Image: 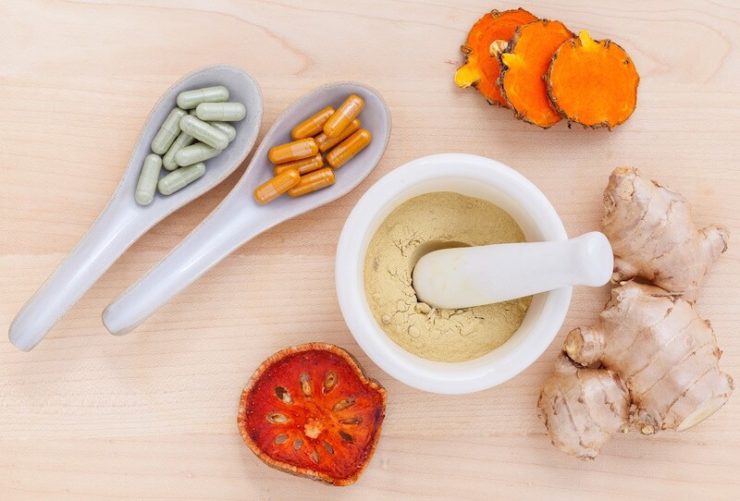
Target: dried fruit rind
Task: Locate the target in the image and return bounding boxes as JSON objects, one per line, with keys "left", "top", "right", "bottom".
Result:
{"left": 237, "top": 343, "right": 386, "bottom": 486}
{"left": 454, "top": 8, "right": 538, "bottom": 106}
{"left": 547, "top": 31, "right": 640, "bottom": 128}
{"left": 499, "top": 19, "right": 574, "bottom": 128}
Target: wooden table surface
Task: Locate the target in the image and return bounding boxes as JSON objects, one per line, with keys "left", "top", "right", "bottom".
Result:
{"left": 2, "top": 1, "right": 739, "bottom": 499}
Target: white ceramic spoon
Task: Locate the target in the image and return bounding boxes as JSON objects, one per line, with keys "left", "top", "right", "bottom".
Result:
{"left": 412, "top": 231, "right": 613, "bottom": 309}
{"left": 103, "top": 83, "right": 391, "bottom": 335}
{"left": 9, "top": 66, "right": 263, "bottom": 351}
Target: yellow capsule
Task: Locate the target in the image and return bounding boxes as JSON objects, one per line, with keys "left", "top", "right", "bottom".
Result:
{"left": 274, "top": 153, "right": 324, "bottom": 176}
{"left": 253, "top": 169, "right": 301, "bottom": 205}
{"left": 288, "top": 168, "right": 336, "bottom": 197}
{"left": 315, "top": 119, "right": 361, "bottom": 153}
{"left": 326, "top": 129, "right": 372, "bottom": 169}
{"left": 268, "top": 138, "right": 318, "bottom": 164}
{"left": 323, "top": 94, "right": 365, "bottom": 137}
{"left": 291, "top": 106, "right": 335, "bottom": 140}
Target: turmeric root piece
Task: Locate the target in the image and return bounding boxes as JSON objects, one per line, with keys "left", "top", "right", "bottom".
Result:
{"left": 540, "top": 281, "right": 734, "bottom": 459}
{"left": 454, "top": 9, "right": 538, "bottom": 106}
{"left": 538, "top": 354, "right": 629, "bottom": 460}
{"left": 547, "top": 31, "right": 639, "bottom": 128}
{"left": 499, "top": 20, "right": 573, "bottom": 128}
{"left": 603, "top": 167, "right": 728, "bottom": 302}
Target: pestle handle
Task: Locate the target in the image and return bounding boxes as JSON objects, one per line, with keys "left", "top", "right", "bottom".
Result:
{"left": 412, "top": 232, "right": 613, "bottom": 309}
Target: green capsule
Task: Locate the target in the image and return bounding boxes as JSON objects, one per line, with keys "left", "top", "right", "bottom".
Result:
{"left": 175, "top": 142, "right": 221, "bottom": 167}
{"left": 151, "top": 108, "right": 186, "bottom": 155}
{"left": 163, "top": 131, "right": 194, "bottom": 171}
{"left": 135, "top": 153, "right": 162, "bottom": 206}
{"left": 179, "top": 115, "right": 229, "bottom": 150}
{"left": 210, "top": 121, "right": 236, "bottom": 142}
{"left": 158, "top": 162, "right": 206, "bottom": 195}
{"left": 176, "top": 85, "right": 229, "bottom": 110}
{"left": 195, "top": 102, "right": 246, "bottom": 122}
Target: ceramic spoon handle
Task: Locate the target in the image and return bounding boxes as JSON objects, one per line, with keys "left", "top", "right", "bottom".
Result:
{"left": 102, "top": 192, "right": 269, "bottom": 335}
{"left": 9, "top": 200, "right": 143, "bottom": 351}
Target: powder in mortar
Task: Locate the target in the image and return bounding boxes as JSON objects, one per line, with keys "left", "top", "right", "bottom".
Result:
{"left": 363, "top": 192, "right": 531, "bottom": 362}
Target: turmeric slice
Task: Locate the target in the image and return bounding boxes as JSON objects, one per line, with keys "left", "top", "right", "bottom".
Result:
{"left": 499, "top": 20, "right": 574, "bottom": 128}
{"left": 454, "top": 9, "right": 538, "bottom": 106}
{"left": 547, "top": 31, "right": 639, "bottom": 128}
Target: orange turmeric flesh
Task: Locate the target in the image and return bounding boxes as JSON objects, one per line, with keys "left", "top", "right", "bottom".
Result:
{"left": 548, "top": 31, "right": 639, "bottom": 128}
{"left": 454, "top": 9, "right": 537, "bottom": 107}
{"left": 499, "top": 20, "right": 574, "bottom": 128}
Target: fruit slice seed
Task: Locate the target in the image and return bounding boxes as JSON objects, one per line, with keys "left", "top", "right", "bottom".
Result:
{"left": 274, "top": 386, "right": 292, "bottom": 404}
{"left": 299, "top": 372, "right": 312, "bottom": 397}
{"left": 323, "top": 371, "right": 338, "bottom": 393}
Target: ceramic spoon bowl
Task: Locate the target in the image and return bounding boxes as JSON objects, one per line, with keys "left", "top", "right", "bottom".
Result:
{"left": 9, "top": 65, "right": 263, "bottom": 351}
{"left": 103, "top": 83, "right": 391, "bottom": 335}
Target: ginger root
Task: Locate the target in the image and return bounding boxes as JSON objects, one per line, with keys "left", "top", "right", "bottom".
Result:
{"left": 539, "top": 168, "right": 732, "bottom": 459}
{"left": 604, "top": 167, "right": 728, "bottom": 301}
{"left": 540, "top": 282, "right": 733, "bottom": 459}
{"left": 539, "top": 354, "right": 629, "bottom": 459}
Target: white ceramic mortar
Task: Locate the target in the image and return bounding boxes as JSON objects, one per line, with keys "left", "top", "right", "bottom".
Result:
{"left": 335, "top": 154, "right": 572, "bottom": 394}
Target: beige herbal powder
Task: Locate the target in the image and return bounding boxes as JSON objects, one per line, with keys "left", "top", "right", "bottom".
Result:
{"left": 363, "top": 192, "right": 531, "bottom": 362}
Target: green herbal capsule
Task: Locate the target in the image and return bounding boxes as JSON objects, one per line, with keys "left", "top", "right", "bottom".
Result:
{"left": 135, "top": 153, "right": 162, "bottom": 206}
{"left": 176, "top": 85, "right": 229, "bottom": 110}
{"left": 195, "top": 102, "right": 246, "bottom": 122}
{"left": 175, "top": 142, "right": 221, "bottom": 167}
{"left": 163, "top": 131, "right": 194, "bottom": 171}
{"left": 210, "top": 121, "right": 236, "bottom": 142}
{"left": 179, "top": 115, "right": 229, "bottom": 150}
{"left": 158, "top": 162, "right": 206, "bottom": 195}
{"left": 151, "top": 108, "right": 186, "bottom": 155}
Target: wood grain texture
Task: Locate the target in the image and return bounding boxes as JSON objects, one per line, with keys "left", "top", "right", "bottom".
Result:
{"left": 1, "top": 0, "right": 739, "bottom": 499}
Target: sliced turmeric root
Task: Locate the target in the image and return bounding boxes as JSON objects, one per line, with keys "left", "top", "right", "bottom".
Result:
{"left": 547, "top": 31, "right": 639, "bottom": 128}
{"left": 499, "top": 20, "right": 574, "bottom": 128}
{"left": 454, "top": 8, "right": 538, "bottom": 107}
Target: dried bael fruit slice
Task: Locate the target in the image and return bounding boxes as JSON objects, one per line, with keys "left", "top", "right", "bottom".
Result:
{"left": 499, "top": 20, "right": 574, "bottom": 128}
{"left": 454, "top": 8, "right": 538, "bottom": 106}
{"left": 548, "top": 31, "right": 639, "bottom": 128}
{"left": 237, "top": 343, "right": 386, "bottom": 486}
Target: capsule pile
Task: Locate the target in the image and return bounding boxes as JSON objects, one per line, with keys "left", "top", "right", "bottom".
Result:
{"left": 134, "top": 85, "right": 246, "bottom": 206}
{"left": 254, "top": 94, "right": 372, "bottom": 205}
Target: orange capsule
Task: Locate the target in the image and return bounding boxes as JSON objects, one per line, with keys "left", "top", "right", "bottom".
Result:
{"left": 315, "top": 119, "right": 361, "bottom": 153}
{"left": 291, "top": 106, "right": 335, "bottom": 140}
{"left": 288, "top": 168, "right": 336, "bottom": 197}
{"left": 323, "top": 94, "right": 365, "bottom": 137}
{"left": 326, "top": 129, "right": 372, "bottom": 169}
{"left": 253, "top": 169, "right": 300, "bottom": 205}
{"left": 268, "top": 138, "right": 318, "bottom": 164}
{"left": 274, "top": 153, "right": 324, "bottom": 176}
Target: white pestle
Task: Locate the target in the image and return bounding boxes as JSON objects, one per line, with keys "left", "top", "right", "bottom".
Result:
{"left": 412, "top": 231, "right": 613, "bottom": 309}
